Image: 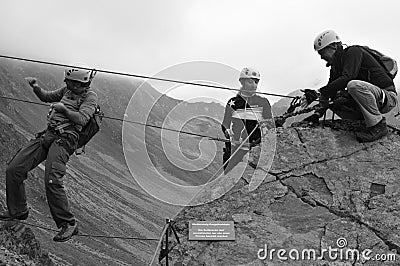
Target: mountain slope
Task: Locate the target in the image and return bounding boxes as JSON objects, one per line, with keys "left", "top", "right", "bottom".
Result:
{"left": 0, "top": 59, "right": 225, "bottom": 265}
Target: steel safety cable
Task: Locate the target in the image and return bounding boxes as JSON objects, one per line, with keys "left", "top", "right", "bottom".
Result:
{"left": 2, "top": 220, "right": 160, "bottom": 241}
{"left": 0, "top": 95, "right": 228, "bottom": 142}
{"left": 0, "top": 54, "right": 298, "bottom": 99}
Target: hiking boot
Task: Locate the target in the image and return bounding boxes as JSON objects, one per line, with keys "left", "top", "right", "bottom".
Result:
{"left": 3, "top": 219, "right": 26, "bottom": 235}
{"left": 356, "top": 117, "right": 388, "bottom": 143}
{"left": 53, "top": 222, "right": 78, "bottom": 242}
{"left": 0, "top": 210, "right": 29, "bottom": 221}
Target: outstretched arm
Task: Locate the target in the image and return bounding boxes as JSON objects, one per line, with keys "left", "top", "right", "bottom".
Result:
{"left": 25, "top": 77, "right": 65, "bottom": 103}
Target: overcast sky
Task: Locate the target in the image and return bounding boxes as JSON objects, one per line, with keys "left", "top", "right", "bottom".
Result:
{"left": 1, "top": 0, "right": 399, "bottom": 104}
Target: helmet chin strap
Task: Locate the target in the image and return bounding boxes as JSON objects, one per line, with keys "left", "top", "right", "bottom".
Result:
{"left": 239, "top": 84, "right": 256, "bottom": 97}
{"left": 239, "top": 91, "right": 254, "bottom": 97}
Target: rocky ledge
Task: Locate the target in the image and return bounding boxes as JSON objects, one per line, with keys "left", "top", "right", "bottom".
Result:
{"left": 0, "top": 219, "right": 53, "bottom": 266}
{"left": 168, "top": 120, "right": 400, "bottom": 266}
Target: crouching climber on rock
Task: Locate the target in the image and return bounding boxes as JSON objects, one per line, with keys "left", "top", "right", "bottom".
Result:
{"left": 300, "top": 30, "right": 397, "bottom": 142}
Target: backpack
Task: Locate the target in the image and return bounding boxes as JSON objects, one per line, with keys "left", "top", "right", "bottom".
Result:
{"left": 360, "top": 46, "right": 398, "bottom": 79}
{"left": 75, "top": 104, "right": 104, "bottom": 154}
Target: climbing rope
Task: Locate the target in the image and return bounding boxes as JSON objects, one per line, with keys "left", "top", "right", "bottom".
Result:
{"left": 1, "top": 219, "right": 159, "bottom": 241}
{"left": 0, "top": 54, "right": 325, "bottom": 134}
{"left": 0, "top": 95, "right": 228, "bottom": 142}
{"left": 0, "top": 54, "right": 321, "bottom": 142}
{"left": 0, "top": 54, "right": 297, "bottom": 99}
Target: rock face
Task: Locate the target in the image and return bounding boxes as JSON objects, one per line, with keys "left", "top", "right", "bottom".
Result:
{"left": 168, "top": 121, "right": 400, "bottom": 265}
{"left": 0, "top": 221, "right": 53, "bottom": 266}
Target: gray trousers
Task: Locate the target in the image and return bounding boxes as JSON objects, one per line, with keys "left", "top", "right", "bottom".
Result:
{"left": 6, "top": 130, "right": 76, "bottom": 228}
{"left": 334, "top": 80, "right": 397, "bottom": 127}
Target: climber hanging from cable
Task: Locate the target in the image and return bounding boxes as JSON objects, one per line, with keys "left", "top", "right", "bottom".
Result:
{"left": 221, "top": 67, "right": 273, "bottom": 173}
{"left": 0, "top": 67, "right": 98, "bottom": 242}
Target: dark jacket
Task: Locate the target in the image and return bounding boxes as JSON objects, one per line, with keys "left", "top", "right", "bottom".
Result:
{"left": 320, "top": 45, "right": 395, "bottom": 99}
{"left": 221, "top": 94, "right": 272, "bottom": 142}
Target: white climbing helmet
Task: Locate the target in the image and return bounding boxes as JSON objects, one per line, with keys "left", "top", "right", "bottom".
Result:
{"left": 313, "top": 30, "right": 341, "bottom": 51}
{"left": 239, "top": 67, "right": 261, "bottom": 80}
{"left": 64, "top": 67, "right": 95, "bottom": 83}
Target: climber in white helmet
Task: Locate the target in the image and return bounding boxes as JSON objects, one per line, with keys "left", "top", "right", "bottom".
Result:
{"left": 221, "top": 67, "right": 273, "bottom": 173}
{"left": 301, "top": 30, "right": 397, "bottom": 142}
{"left": 0, "top": 67, "right": 98, "bottom": 242}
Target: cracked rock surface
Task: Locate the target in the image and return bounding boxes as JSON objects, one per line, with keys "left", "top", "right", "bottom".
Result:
{"left": 168, "top": 121, "right": 400, "bottom": 266}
